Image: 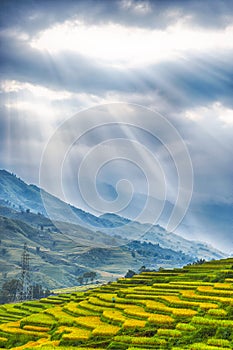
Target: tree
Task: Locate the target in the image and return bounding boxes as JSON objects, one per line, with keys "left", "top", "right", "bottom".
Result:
{"left": 83, "top": 272, "right": 92, "bottom": 284}
{"left": 77, "top": 276, "right": 84, "bottom": 285}
{"left": 78, "top": 271, "right": 97, "bottom": 285}
{"left": 139, "top": 265, "right": 146, "bottom": 273}
{"left": 0, "top": 279, "right": 19, "bottom": 304}
{"left": 89, "top": 271, "right": 97, "bottom": 282}
{"left": 125, "top": 269, "right": 136, "bottom": 278}
{"left": 0, "top": 279, "right": 50, "bottom": 304}
{"left": 32, "top": 284, "right": 43, "bottom": 299}
{"left": 32, "top": 284, "right": 50, "bottom": 299}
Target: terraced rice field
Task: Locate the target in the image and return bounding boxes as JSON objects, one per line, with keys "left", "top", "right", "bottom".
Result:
{"left": 0, "top": 258, "right": 233, "bottom": 349}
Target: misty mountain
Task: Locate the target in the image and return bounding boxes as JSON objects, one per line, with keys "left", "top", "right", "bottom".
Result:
{"left": 0, "top": 212, "right": 195, "bottom": 289}
{"left": 0, "top": 170, "right": 112, "bottom": 228}
{"left": 0, "top": 169, "right": 226, "bottom": 261}
{"left": 97, "top": 182, "right": 233, "bottom": 253}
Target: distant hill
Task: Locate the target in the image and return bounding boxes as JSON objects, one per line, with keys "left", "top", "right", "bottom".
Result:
{"left": 99, "top": 213, "right": 225, "bottom": 260}
{"left": 0, "top": 213, "right": 195, "bottom": 289}
{"left": 0, "top": 170, "right": 109, "bottom": 228}
{"left": 97, "top": 182, "right": 233, "bottom": 253}
{"left": 0, "top": 169, "right": 226, "bottom": 269}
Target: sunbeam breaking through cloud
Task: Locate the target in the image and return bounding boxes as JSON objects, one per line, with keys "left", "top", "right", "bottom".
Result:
{"left": 0, "top": 0, "right": 232, "bottom": 253}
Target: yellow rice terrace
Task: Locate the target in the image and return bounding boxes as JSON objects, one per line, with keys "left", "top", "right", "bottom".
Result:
{"left": 0, "top": 258, "right": 233, "bottom": 349}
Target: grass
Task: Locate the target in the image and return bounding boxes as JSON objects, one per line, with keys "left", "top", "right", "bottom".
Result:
{"left": 0, "top": 257, "right": 233, "bottom": 349}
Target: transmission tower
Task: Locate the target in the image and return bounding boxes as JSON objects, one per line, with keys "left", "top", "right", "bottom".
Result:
{"left": 15, "top": 243, "right": 33, "bottom": 301}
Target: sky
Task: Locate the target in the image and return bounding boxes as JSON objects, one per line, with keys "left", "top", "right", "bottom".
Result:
{"left": 0, "top": 0, "right": 232, "bottom": 252}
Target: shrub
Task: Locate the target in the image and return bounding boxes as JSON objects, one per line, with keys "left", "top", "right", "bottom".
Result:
{"left": 216, "top": 326, "right": 232, "bottom": 340}
{"left": 226, "top": 306, "right": 233, "bottom": 320}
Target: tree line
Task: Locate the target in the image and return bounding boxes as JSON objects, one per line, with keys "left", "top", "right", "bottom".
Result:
{"left": 0, "top": 279, "right": 50, "bottom": 304}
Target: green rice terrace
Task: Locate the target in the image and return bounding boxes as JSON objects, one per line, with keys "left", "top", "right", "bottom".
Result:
{"left": 0, "top": 258, "right": 233, "bottom": 350}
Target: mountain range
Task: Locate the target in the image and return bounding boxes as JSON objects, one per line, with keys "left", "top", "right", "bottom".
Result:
{"left": 0, "top": 169, "right": 227, "bottom": 289}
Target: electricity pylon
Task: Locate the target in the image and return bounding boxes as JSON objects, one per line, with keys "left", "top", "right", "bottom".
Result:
{"left": 15, "top": 243, "right": 33, "bottom": 301}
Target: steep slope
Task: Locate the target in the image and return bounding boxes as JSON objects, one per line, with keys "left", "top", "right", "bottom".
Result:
{"left": 0, "top": 214, "right": 194, "bottom": 289}
{"left": 0, "top": 169, "right": 226, "bottom": 260}
{"left": 0, "top": 170, "right": 111, "bottom": 228}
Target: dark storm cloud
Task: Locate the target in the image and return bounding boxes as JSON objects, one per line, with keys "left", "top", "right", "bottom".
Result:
{"left": 1, "top": 0, "right": 233, "bottom": 34}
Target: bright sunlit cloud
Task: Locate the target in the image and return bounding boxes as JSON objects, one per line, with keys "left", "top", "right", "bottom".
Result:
{"left": 185, "top": 102, "right": 233, "bottom": 127}
{"left": 31, "top": 20, "right": 233, "bottom": 67}
{"left": 1, "top": 0, "right": 233, "bottom": 252}
{"left": 5, "top": 100, "right": 58, "bottom": 121}
{"left": 0, "top": 80, "right": 73, "bottom": 100}
{"left": 2, "top": 80, "right": 109, "bottom": 124}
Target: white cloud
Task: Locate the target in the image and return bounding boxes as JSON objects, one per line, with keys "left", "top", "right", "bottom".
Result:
{"left": 5, "top": 100, "right": 54, "bottom": 118}
{"left": 215, "top": 102, "right": 233, "bottom": 126}
{"left": 2, "top": 79, "right": 110, "bottom": 128}
{"left": 185, "top": 102, "right": 233, "bottom": 127}
{"left": 30, "top": 19, "right": 233, "bottom": 68}
{"left": 0, "top": 80, "right": 73, "bottom": 100}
